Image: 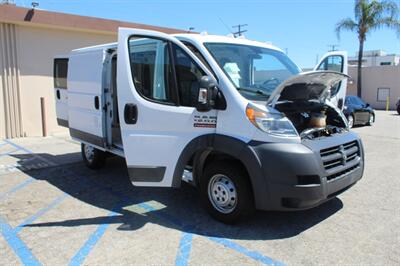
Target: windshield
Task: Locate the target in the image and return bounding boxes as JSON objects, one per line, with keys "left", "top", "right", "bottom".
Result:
{"left": 205, "top": 43, "right": 300, "bottom": 100}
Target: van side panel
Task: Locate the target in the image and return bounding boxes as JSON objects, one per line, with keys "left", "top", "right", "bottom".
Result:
{"left": 54, "top": 58, "right": 69, "bottom": 127}
{"left": 67, "top": 49, "right": 106, "bottom": 147}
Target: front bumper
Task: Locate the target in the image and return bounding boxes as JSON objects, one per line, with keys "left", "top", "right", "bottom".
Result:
{"left": 251, "top": 131, "right": 364, "bottom": 210}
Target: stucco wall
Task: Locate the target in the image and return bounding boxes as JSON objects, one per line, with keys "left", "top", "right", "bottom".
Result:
{"left": 0, "top": 49, "right": 5, "bottom": 139}
{"left": 2, "top": 23, "right": 116, "bottom": 138}
{"left": 348, "top": 66, "right": 400, "bottom": 110}
{"left": 0, "top": 23, "right": 23, "bottom": 139}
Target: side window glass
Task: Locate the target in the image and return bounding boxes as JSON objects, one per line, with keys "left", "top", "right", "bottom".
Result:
{"left": 128, "top": 37, "right": 176, "bottom": 104}
{"left": 317, "top": 55, "right": 343, "bottom": 97}
{"left": 183, "top": 42, "right": 214, "bottom": 75}
{"left": 173, "top": 44, "right": 206, "bottom": 107}
{"left": 54, "top": 59, "right": 68, "bottom": 89}
{"left": 317, "top": 55, "right": 343, "bottom": 72}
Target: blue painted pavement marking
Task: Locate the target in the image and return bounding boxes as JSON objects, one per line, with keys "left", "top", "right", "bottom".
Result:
{"left": 207, "top": 236, "right": 285, "bottom": 266}
{"left": 89, "top": 181, "right": 284, "bottom": 266}
{"left": 68, "top": 201, "right": 126, "bottom": 266}
{"left": 0, "top": 215, "right": 42, "bottom": 266}
{"left": 14, "top": 193, "right": 69, "bottom": 233}
{"left": 175, "top": 233, "right": 193, "bottom": 266}
{"left": 0, "top": 142, "right": 9, "bottom": 148}
{"left": 0, "top": 178, "right": 35, "bottom": 202}
{"left": 0, "top": 149, "right": 20, "bottom": 158}
{"left": 3, "top": 139, "right": 34, "bottom": 154}
{"left": 62, "top": 174, "right": 284, "bottom": 266}
{"left": 3, "top": 139, "right": 57, "bottom": 167}
{"left": 135, "top": 201, "right": 284, "bottom": 266}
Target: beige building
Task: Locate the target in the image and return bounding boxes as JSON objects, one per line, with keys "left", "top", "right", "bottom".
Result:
{"left": 347, "top": 65, "right": 400, "bottom": 110}
{"left": 0, "top": 4, "right": 184, "bottom": 139}
{"left": 348, "top": 50, "right": 399, "bottom": 67}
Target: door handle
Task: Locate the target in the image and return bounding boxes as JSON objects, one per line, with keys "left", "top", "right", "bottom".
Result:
{"left": 94, "top": 96, "right": 100, "bottom": 110}
{"left": 124, "top": 103, "right": 138, "bottom": 124}
{"left": 56, "top": 90, "right": 61, "bottom": 100}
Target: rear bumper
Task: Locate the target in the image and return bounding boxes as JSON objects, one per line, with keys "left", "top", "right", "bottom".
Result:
{"left": 251, "top": 131, "right": 364, "bottom": 210}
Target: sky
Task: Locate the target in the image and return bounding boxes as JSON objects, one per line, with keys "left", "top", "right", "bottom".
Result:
{"left": 14, "top": 0, "right": 400, "bottom": 68}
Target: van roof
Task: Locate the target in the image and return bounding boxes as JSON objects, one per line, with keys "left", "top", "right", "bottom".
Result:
{"left": 68, "top": 33, "right": 283, "bottom": 55}
{"left": 71, "top": 42, "right": 118, "bottom": 54}
{"left": 174, "top": 33, "right": 283, "bottom": 52}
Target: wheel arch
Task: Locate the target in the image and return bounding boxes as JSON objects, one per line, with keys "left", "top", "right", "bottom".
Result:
{"left": 172, "top": 134, "right": 269, "bottom": 210}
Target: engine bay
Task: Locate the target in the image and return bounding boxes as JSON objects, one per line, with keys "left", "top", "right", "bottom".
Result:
{"left": 275, "top": 100, "right": 348, "bottom": 139}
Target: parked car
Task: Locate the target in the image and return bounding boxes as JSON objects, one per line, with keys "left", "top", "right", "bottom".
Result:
{"left": 396, "top": 98, "right": 400, "bottom": 115}
{"left": 344, "top": 95, "right": 375, "bottom": 128}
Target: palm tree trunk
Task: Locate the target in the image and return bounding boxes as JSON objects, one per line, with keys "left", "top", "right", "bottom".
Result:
{"left": 357, "top": 38, "right": 364, "bottom": 98}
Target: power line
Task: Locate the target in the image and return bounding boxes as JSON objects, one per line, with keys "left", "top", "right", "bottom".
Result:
{"left": 218, "top": 17, "right": 234, "bottom": 35}
{"left": 232, "top": 24, "right": 248, "bottom": 37}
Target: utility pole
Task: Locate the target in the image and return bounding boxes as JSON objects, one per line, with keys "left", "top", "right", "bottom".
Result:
{"left": 328, "top": 44, "right": 339, "bottom": 51}
{"left": 232, "top": 24, "right": 248, "bottom": 37}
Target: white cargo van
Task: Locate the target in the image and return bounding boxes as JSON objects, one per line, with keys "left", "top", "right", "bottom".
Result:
{"left": 54, "top": 28, "right": 363, "bottom": 223}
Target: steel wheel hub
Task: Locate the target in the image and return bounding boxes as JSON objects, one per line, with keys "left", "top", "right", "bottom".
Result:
{"left": 84, "top": 145, "right": 95, "bottom": 162}
{"left": 348, "top": 116, "right": 354, "bottom": 127}
{"left": 208, "top": 174, "right": 237, "bottom": 214}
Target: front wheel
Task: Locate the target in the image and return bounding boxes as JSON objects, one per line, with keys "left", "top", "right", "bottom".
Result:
{"left": 200, "top": 161, "right": 255, "bottom": 224}
{"left": 347, "top": 114, "right": 355, "bottom": 128}
{"left": 367, "top": 113, "right": 375, "bottom": 126}
{"left": 81, "top": 143, "right": 106, "bottom": 169}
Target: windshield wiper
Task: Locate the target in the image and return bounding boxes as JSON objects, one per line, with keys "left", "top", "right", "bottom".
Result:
{"left": 237, "top": 87, "right": 269, "bottom": 97}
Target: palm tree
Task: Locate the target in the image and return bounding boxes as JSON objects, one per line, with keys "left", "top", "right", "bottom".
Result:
{"left": 335, "top": 0, "right": 400, "bottom": 97}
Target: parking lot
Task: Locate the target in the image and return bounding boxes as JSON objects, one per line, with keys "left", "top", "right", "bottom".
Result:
{"left": 0, "top": 110, "right": 399, "bottom": 266}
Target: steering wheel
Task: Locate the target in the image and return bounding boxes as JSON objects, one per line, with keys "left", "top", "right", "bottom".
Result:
{"left": 262, "top": 78, "right": 280, "bottom": 89}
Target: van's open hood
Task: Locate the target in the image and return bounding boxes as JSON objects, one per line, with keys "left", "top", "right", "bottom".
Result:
{"left": 266, "top": 71, "right": 349, "bottom": 107}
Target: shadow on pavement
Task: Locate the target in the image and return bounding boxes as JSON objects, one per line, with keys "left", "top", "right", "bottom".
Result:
{"left": 11, "top": 152, "right": 343, "bottom": 241}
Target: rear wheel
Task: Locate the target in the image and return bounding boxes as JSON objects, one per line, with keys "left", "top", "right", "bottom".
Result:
{"left": 81, "top": 143, "right": 106, "bottom": 169}
{"left": 347, "top": 114, "right": 354, "bottom": 128}
{"left": 367, "top": 113, "right": 374, "bottom": 126}
{"left": 200, "top": 161, "right": 254, "bottom": 224}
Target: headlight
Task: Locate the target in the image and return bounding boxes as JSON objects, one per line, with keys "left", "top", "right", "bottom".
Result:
{"left": 246, "top": 104, "right": 298, "bottom": 137}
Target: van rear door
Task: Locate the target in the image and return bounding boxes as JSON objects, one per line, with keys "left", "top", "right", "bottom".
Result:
{"left": 117, "top": 28, "right": 217, "bottom": 187}
{"left": 67, "top": 49, "right": 106, "bottom": 148}
{"left": 314, "top": 51, "right": 348, "bottom": 109}
{"left": 54, "top": 58, "right": 69, "bottom": 127}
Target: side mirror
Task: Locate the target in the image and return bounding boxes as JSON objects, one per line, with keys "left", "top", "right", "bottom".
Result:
{"left": 196, "top": 76, "right": 218, "bottom": 112}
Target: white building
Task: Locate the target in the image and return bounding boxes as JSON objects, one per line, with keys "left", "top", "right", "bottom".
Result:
{"left": 348, "top": 50, "right": 400, "bottom": 67}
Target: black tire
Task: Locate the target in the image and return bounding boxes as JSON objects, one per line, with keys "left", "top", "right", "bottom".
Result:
{"left": 81, "top": 143, "right": 106, "bottom": 169}
{"left": 347, "top": 114, "right": 355, "bottom": 128}
{"left": 367, "top": 113, "right": 375, "bottom": 126}
{"left": 397, "top": 105, "right": 400, "bottom": 115}
{"left": 200, "top": 161, "right": 255, "bottom": 224}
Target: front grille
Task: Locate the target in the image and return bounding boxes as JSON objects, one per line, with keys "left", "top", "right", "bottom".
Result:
{"left": 320, "top": 141, "right": 359, "bottom": 170}
{"left": 326, "top": 164, "right": 359, "bottom": 181}
{"left": 320, "top": 140, "right": 360, "bottom": 181}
